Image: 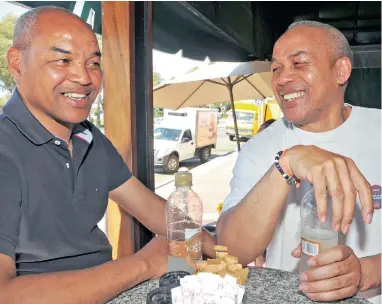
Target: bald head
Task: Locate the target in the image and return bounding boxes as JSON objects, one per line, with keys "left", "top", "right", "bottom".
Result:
{"left": 287, "top": 20, "right": 353, "bottom": 65}
{"left": 271, "top": 20, "right": 353, "bottom": 127}
{"left": 13, "top": 6, "right": 90, "bottom": 50}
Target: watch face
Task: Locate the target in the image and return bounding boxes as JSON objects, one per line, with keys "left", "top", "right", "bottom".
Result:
{"left": 287, "top": 176, "right": 297, "bottom": 185}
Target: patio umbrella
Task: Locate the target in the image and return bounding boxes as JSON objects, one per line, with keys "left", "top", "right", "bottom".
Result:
{"left": 154, "top": 60, "right": 274, "bottom": 151}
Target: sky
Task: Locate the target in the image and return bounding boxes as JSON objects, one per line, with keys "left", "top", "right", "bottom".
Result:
{"left": 0, "top": 1, "right": 207, "bottom": 85}
{"left": 0, "top": 1, "right": 28, "bottom": 19}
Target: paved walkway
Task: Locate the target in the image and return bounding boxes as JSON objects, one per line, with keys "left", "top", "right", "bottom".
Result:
{"left": 155, "top": 152, "right": 237, "bottom": 224}
{"left": 98, "top": 151, "right": 238, "bottom": 232}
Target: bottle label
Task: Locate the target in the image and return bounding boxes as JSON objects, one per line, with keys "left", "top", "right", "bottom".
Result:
{"left": 301, "top": 237, "right": 320, "bottom": 256}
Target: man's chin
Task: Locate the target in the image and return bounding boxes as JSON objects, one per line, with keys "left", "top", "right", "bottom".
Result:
{"left": 283, "top": 113, "right": 308, "bottom": 125}
{"left": 58, "top": 111, "right": 91, "bottom": 125}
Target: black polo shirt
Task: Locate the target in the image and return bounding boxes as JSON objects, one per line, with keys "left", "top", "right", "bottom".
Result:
{"left": 0, "top": 90, "right": 132, "bottom": 275}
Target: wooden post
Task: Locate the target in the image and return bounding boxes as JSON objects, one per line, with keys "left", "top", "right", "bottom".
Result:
{"left": 102, "top": 1, "right": 137, "bottom": 258}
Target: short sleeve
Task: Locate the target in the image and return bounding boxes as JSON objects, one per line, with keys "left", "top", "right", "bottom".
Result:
{"left": 101, "top": 135, "right": 133, "bottom": 191}
{"left": 222, "top": 137, "right": 272, "bottom": 213}
{"left": 0, "top": 152, "right": 22, "bottom": 259}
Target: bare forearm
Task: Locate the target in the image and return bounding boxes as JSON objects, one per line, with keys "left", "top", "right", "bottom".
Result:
{"left": 138, "top": 193, "right": 167, "bottom": 236}
{"left": 360, "top": 254, "right": 381, "bottom": 292}
{"left": 2, "top": 256, "right": 150, "bottom": 304}
{"left": 216, "top": 165, "right": 290, "bottom": 265}
{"left": 110, "top": 177, "right": 167, "bottom": 237}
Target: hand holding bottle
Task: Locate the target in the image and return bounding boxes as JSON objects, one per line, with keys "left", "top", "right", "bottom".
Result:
{"left": 280, "top": 145, "right": 374, "bottom": 233}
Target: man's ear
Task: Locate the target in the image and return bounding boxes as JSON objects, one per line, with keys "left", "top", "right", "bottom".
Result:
{"left": 335, "top": 57, "right": 352, "bottom": 85}
{"left": 7, "top": 47, "right": 22, "bottom": 82}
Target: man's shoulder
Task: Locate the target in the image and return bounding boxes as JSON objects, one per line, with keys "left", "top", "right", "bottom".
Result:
{"left": 352, "top": 106, "right": 381, "bottom": 129}
{"left": 245, "top": 118, "right": 288, "bottom": 149}
{"left": 0, "top": 113, "right": 14, "bottom": 149}
{"left": 0, "top": 137, "right": 21, "bottom": 177}
{"left": 0, "top": 112, "right": 8, "bottom": 130}
{"left": 352, "top": 105, "right": 381, "bottom": 119}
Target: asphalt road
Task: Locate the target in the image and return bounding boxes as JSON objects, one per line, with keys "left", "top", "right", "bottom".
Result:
{"left": 154, "top": 124, "right": 237, "bottom": 188}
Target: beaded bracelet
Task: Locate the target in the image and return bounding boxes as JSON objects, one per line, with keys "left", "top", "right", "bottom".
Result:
{"left": 274, "top": 150, "right": 300, "bottom": 187}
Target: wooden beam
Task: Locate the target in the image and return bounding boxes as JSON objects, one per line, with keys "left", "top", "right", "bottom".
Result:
{"left": 102, "top": 1, "right": 137, "bottom": 259}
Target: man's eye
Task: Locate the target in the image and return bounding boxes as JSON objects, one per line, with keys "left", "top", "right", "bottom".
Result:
{"left": 55, "top": 59, "right": 70, "bottom": 65}
{"left": 272, "top": 67, "right": 281, "bottom": 73}
{"left": 87, "top": 61, "right": 101, "bottom": 68}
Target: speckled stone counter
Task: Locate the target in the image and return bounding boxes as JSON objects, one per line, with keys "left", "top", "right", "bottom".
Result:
{"left": 108, "top": 267, "right": 371, "bottom": 304}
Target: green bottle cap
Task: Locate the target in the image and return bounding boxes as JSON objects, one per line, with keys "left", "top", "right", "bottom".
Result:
{"left": 175, "top": 171, "right": 192, "bottom": 187}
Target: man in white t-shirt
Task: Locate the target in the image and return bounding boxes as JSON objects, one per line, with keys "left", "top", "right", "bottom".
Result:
{"left": 216, "top": 20, "right": 381, "bottom": 303}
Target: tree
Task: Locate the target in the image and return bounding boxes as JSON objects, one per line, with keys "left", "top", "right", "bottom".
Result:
{"left": 153, "top": 71, "right": 164, "bottom": 118}
{"left": 0, "top": 95, "right": 9, "bottom": 112}
{"left": 153, "top": 71, "right": 162, "bottom": 87}
{"left": 0, "top": 15, "right": 17, "bottom": 95}
{"left": 187, "top": 66, "right": 199, "bottom": 74}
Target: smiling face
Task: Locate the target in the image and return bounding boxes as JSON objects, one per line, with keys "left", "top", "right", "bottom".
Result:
{"left": 271, "top": 25, "right": 345, "bottom": 126}
{"left": 8, "top": 10, "right": 102, "bottom": 125}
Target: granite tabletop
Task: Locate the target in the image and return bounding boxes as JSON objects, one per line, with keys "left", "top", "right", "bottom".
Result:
{"left": 108, "top": 267, "right": 371, "bottom": 304}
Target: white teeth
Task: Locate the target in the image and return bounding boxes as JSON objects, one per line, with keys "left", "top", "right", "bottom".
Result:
{"left": 64, "top": 93, "right": 87, "bottom": 100}
{"left": 283, "top": 92, "right": 304, "bottom": 101}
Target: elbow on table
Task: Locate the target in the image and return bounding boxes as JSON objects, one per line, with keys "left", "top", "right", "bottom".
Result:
{"left": 216, "top": 216, "right": 255, "bottom": 266}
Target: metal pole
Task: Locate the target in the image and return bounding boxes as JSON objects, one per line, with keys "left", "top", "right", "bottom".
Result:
{"left": 134, "top": 1, "right": 155, "bottom": 250}
{"left": 227, "top": 77, "right": 241, "bottom": 152}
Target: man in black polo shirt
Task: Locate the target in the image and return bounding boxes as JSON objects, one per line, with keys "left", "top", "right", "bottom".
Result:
{"left": 0, "top": 6, "right": 216, "bottom": 303}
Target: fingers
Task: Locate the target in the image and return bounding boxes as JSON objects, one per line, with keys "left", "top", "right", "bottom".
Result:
{"left": 306, "top": 245, "right": 352, "bottom": 268}
{"left": 323, "top": 159, "right": 344, "bottom": 231}
{"left": 346, "top": 158, "right": 374, "bottom": 224}
{"left": 302, "top": 261, "right": 351, "bottom": 282}
{"left": 334, "top": 159, "right": 356, "bottom": 234}
{"left": 312, "top": 154, "right": 371, "bottom": 231}
{"left": 304, "top": 285, "right": 358, "bottom": 302}
{"left": 312, "top": 168, "right": 328, "bottom": 222}
{"left": 299, "top": 245, "right": 361, "bottom": 302}
{"left": 291, "top": 243, "right": 302, "bottom": 258}
{"left": 299, "top": 272, "right": 357, "bottom": 293}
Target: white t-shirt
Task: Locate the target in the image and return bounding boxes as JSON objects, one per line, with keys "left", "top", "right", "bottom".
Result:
{"left": 222, "top": 105, "right": 381, "bottom": 303}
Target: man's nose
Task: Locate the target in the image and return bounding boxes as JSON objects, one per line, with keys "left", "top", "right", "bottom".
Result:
{"left": 68, "top": 64, "right": 92, "bottom": 85}
{"left": 276, "top": 67, "right": 295, "bottom": 86}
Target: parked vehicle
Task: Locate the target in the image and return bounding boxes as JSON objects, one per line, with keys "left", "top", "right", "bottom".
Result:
{"left": 225, "top": 98, "right": 283, "bottom": 141}
{"left": 154, "top": 108, "right": 218, "bottom": 174}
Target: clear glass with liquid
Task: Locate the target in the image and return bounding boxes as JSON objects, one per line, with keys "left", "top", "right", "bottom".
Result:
{"left": 299, "top": 188, "right": 338, "bottom": 273}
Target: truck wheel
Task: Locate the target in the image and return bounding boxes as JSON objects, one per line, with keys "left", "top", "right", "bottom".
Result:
{"left": 164, "top": 154, "right": 179, "bottom": 174}
{"left": 229, "top": 135, "right": 234, "bottom": 141}
{"left": 199, "top": 147, "right": 211, "bottom": 163}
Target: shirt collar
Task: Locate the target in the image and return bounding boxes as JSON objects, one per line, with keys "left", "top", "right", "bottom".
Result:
{"left": 3, "top": 89, "right": 93, "bottom": 145}
{"left": 73, "top": 122, "right": 93, "bottom": 144}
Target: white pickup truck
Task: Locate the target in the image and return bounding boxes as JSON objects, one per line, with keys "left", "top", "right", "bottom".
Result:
{"left": 154, "top": 108, "right": 218, "bottom": 174}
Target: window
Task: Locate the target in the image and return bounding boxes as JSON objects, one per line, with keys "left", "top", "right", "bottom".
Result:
{"left": 182, "top": 129, "right": 192, "bottom": 141}
{"left": 154, "top": 128, "right": 182, "bottom": 141}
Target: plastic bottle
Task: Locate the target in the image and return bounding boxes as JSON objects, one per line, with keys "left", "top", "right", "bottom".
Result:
{"left": 299, "top": 188, "right": 338, "bottom": 273}
{"left": 165, "top": 171, "right": 203, "bottom": 273}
